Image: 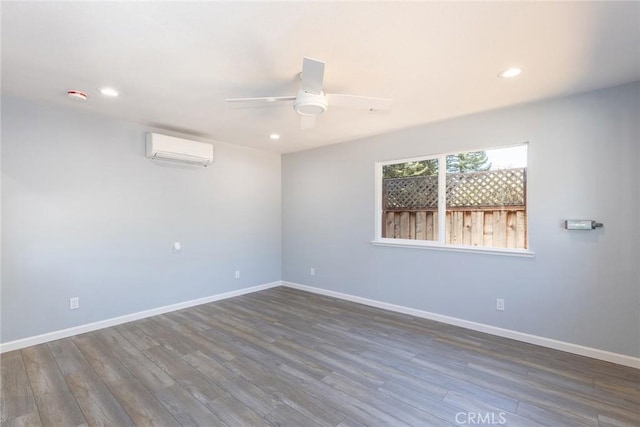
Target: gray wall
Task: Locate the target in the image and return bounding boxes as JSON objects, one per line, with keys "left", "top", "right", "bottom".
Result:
{"left": 3, "top": 83, "right": 639, "bottom": 358}
{"left": 282, "top": 82, "right": 640, "bottom": 358}
{"left": 1, "top": 97, "right": 281, "bottom": 342}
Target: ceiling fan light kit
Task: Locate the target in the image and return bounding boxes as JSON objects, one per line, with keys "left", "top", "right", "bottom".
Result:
{"left": 226, "top": 57, "right": 392, "bottom": 130}
{"left": 293, "top": 90, "right": 328, "bottom": 116}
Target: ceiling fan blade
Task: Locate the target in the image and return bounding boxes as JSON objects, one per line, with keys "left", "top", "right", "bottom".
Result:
{"left": 301, "top": 57, "right": 325, "bottom": 95}
{"left": 225, "top": 96, "right": 296, "bottom": 105}
{"left": 327, "top": 94, "right": 392, "bottom": 111}
{"left": 300, "top": 115, "right": 316, "bottom": 130}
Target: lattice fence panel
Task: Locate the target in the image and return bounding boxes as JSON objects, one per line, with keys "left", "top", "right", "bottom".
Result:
{"left": 383, "top": 168, "right": 526, "bottom": 209}
{"left": 384, "top": 175, "right": 438, "bottom": 209}
{"left": 446, "top": 168, "right": 526, "bottom": 207}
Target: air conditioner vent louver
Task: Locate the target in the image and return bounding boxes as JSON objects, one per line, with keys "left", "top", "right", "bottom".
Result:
{"left": 145, "top": 133, "right": 214, "bottom": 167}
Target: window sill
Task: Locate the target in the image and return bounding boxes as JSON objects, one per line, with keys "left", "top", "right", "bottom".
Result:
{"left": 370, "top": 239, "right": 535, "bottom": 258}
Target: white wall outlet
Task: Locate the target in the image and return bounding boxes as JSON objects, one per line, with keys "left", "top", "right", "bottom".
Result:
{"left": 310, "top": 267, "right": 315, "bottom": 276}
{"left": 235, "top": 270, "right": 240, "bottom": 279}
{"left": 496, "top": 298, "right": 505, "bottom": 311}
{"left": 172, "top": 242, "right": 181, "bottom": 252}
{"left": 70, "top": 297, "right": 80, "bottom": 310}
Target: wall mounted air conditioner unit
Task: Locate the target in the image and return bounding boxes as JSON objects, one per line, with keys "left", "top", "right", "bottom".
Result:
{"left": 145, "top": 133, "right": 214, "bottom": 166}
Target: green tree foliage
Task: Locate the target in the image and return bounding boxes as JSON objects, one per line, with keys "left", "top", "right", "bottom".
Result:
{"left": 383, "top": 159, "right": 438, "bottom": 178}
{"left": 446, "top": 151, "right": 491, "bottom": 173}
{"left": 383, "top": 151, "right": 491, "bottom": 179}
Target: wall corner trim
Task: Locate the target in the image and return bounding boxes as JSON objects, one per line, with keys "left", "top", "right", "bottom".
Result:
{"left": 281, "top": 281, "right": 640, "bottom": 369}
{"left": 0, "top": 281, "right": 282, "bottom": 353}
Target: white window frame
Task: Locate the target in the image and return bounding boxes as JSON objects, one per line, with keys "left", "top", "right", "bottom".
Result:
{"left": 372, "top": 143, "right": 534, "bottom": 258}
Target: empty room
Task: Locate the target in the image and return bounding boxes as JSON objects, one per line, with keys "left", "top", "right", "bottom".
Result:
{"left": 1, "top": 1, "right": 639, "bottom": 426}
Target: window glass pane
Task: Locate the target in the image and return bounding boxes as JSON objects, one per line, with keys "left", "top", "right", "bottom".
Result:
{"left": 382, "top": 159, "right": 439, "bottom": 240}
{"left": 445, "top": 146, "right": 527, "bottom": 248}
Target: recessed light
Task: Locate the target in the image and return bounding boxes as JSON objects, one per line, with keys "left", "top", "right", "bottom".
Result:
{"left": 269, "top": 133, "right": 280, "bottom": 140}
{"left": 498, "top": 67, "right": 522, "bottom": 79}
{"left": 99, "top": 87, "right": 119, "bottom": 97}
{"left": 67, "top": 90, "right": 88, "bottom": 102}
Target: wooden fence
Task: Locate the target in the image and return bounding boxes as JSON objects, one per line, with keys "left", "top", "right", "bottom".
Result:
{"left": 383, "top": 208, "right": 527, "bottom": 249}
{"left": 382, "top": 168, "right": 527, "bottom": 249}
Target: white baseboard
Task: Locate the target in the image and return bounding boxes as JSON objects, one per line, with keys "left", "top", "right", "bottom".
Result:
{"left": 282, "top": 281, "right": 640, "bottom": 369}
{"left": 4, "top": 280, "right": 638, "bottom": 369}
{"left": 0, "top": 281, "right": 281, "bottom": 353}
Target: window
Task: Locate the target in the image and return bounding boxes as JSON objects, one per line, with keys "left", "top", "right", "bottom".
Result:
{"left": 376, "top": 144, "right": 529, "bottom": 253}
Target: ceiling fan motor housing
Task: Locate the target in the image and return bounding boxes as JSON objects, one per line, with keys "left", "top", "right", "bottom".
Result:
{"left": 294, "top": 90, "right": 328, "bottom": 116}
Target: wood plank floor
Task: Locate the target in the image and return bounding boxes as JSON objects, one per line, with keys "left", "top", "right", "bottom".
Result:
{"left": 2, "top": 286, "right": 639, "bottom": 426}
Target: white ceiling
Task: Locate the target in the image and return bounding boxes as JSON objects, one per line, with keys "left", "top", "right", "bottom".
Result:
{"left": 2, "top": 1, "right": 639, "bottom": 153}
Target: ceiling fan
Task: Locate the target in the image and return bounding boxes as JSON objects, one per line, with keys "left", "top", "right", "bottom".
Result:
{"left": 225, "top": 57, "right": 392, "bottom": 130}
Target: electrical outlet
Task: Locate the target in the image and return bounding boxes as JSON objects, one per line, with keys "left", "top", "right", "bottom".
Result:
{"left": 310, "top": 267, "right": 315, "bottom": 276}
{"left": 496, "top": 298, "right": 505, "bottom": 311}
{"left": 70, "top": 297, "right": 80, "bottom": 310}
{"left": 235, "top": 270, "right": 240, "bottom": 279}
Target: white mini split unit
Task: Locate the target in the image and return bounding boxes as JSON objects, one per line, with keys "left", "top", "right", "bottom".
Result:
{"left": 145, "top": 133, "right": 214, "bottom": 167}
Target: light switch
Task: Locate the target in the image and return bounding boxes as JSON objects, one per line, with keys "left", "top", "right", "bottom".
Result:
{"left": 173, "top": 242, "right": 181, "bottom": 252}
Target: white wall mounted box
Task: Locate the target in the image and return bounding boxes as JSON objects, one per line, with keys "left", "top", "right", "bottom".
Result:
{"left": 565, "top": 219, "right": 603, "bottom": 230}
{"left": 145, "top": 133, "right": 214, "bottom": 166}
